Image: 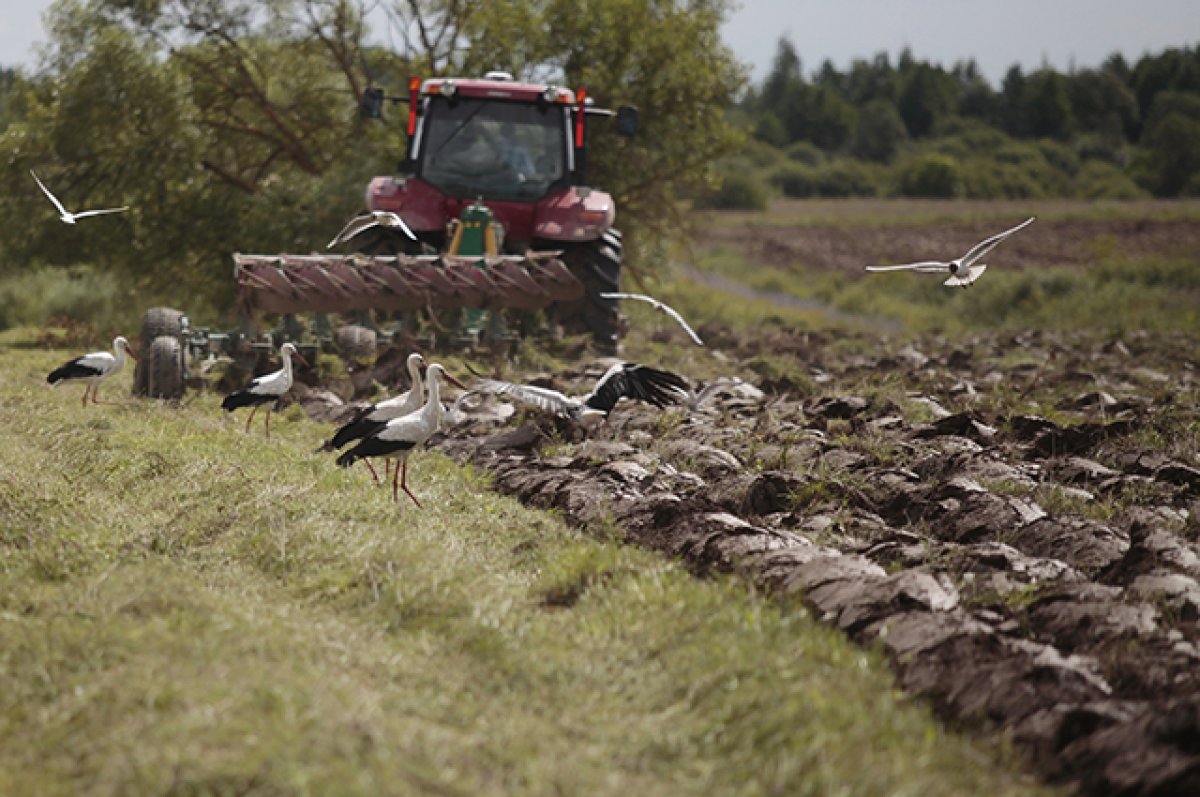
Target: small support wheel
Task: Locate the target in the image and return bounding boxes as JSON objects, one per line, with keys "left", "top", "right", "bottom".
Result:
{"left": 135, "top": 307, "right": 184, "bottom": 396}
{"left": 146, "top": 335, "right": 185, "bottom": 400}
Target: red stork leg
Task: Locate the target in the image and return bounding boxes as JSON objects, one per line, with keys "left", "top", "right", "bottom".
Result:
{"left": 385, "top": 460, "right": 392, "bottom": 482}
{"left": 400, "top": 458, "right": 423, "bottom": 509}
{"left": 363, "top": 459, "right": 381, "bottom": 484}
{"left": 264, "top": 408, "right": 271, "bottom": 438}
{"left": 244, "top": 405, "right": 258, "bottom": 433}
{"left": 81, "top": 384, "right": 91, "bottom": 408}
{"left": 391, "top": 458, "right": 401, "bottom": 504}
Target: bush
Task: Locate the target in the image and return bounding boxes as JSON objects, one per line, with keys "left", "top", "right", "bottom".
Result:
{"left": 958, "top": 159, "right": 1047, "bottom": 198}
{"left": 694, "top": 170, "right": 770, "bottom": 211}
{"left": 894, "top": 153, "right": 962, "bottom": 197}
{"left": 0, "top": 265, "right": 131, "bottom": 332}
{"left": 769, "top": 163, "right": 818, "bottom": 198}
{"left": 785, "top": 140, "right": 825, "bottom": 166}
{"left": 1074, "top": 161, "right": 1149, "bottom": 199}
{"left": 814, "top": 160, "right": 880, "bottom": 197}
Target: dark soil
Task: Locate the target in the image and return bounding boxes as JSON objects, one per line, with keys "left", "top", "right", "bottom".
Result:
{"left": 392, "top": 327, "right": 1200, "bottom": 797}
{"left": 706, "top": 216, "right": 1200, "bottom": 274}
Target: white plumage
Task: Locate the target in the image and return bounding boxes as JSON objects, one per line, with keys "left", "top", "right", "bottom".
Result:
{"left": 865, "top": 216, "right": 1035, "bottom": 288}
{"left": 31, "top": 170, "right": 129, "bottom": 225}
{"left": 600, "top": 292, "right": 704, "bottom": 346}
{"left": 328, "top": 211, "right": 417, "bottom": 249}
{"left": 336, "top": 363, "right": 468, "bottom": 507}
{"left": 221, "top": 342, "right": 309, "bottom": 435}
{"left": 46, "top": 336, "right": 137, "bottom": 407}
{"left": 473, "top": 361, "right": 690, "bottom": 428}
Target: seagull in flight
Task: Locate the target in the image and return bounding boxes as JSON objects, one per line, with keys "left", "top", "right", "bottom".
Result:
{"left": 328, "top": 210, "right": 417, "bottom": 249}
{"left": 473, "top": 362, "right": 690, "bottom": 428}
{"left": 865, "top": 217, "right": 1035, "bottom": 288}
{"left": 600, "top": 292, "right": 704, "bottom": 345}
{"left": 30, "top": 170, "right": 129, "bottom": 225}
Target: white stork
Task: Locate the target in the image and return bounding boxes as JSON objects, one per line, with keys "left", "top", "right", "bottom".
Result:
{"left": 865, "top": 216, "right": 1035, "bottom": 288}
{"left": 472, "top": 361, "right": 690, "bottom": 428}
{"left": 31, "top": 170, "right": 129, "bottom": 225}
{"left": 320, "top": 352, "right": 427, "bottom": 483}
{"left": 336, "top": 363, "right": 468, "bottom": 507}
{"left": 221, "top": 342, "right": 309, "bottom": 436}
{"left": 46, "top": 336, "right": 137, "bottom": 407}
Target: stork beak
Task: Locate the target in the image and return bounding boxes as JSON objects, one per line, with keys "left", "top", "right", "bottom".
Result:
{"left": 293, "top": 350, "right": 310, "bottom": 368}
{"left": 444, "top": 373, "right": 469, "bottom": 391}
{"left": 128, "top": 348, "right": 140, "bottom": 362}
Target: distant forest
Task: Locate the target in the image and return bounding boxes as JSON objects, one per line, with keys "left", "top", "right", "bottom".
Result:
{"left": 706, "top": 38, "right": 1200, "bottom": 207}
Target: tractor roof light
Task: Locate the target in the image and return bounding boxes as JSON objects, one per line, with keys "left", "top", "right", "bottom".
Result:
{"left": 574, "top": 86, "right": 588, "bottom": 148}
{"left": 439, "top": 80, "right": 457, "bottom": 97}
{"left": 406, "top": 75, "right": 421, "bottom": 137}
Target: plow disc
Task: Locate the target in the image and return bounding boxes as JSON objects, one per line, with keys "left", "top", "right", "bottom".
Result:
{"left": 234, "top": 252, "right": 584, "bottom": 316}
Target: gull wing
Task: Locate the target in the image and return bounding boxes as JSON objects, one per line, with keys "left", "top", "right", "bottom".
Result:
{"left": 72, "top": 207, "right": 130, "bottom": 219}
{"left": 329, "top": 211, "right": 416, "bottom": 248}
{"left": 600, "top": 292, "right": 704, "bottom": 346}
{"left": 473, "top": 377, "right": 578, "bottom": 416}
{"left": 584, "top": 362, "right": 689, "bottom": 414}
{"left": 960, "top": 216, "right": 1035, "bottom": 267}
{"left": 30, "top": 170, "right": 68, "bottom": 216}
{"left": 865, "top": 261, "right": 949, "bottom": 273}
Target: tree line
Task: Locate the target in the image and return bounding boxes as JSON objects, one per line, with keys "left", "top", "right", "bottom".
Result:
{"left": 709, "top": 38, "right": 1200, "bottom": 206}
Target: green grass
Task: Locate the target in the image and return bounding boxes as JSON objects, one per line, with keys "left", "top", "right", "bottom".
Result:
{"left": 0, "top": 344, "right": 1052, "bottom": 796}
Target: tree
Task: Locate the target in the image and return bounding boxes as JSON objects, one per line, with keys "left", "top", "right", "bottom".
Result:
{"left": 1132, "top": 91, "right": 1200, "bottom": 195}
{"left": 897, "top": 63, "right": 957, "bottom": 138}
{"left": 1020, "top": 69, "right": 1075, "bottom": 139}
{"left": 851, "top": 98, "right": 907, "bottom": 162}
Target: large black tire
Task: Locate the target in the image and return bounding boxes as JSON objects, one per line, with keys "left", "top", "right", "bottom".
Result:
{"left": 555, "top": 228, "right": 623, "bottom": 353}
{"left": 146, "top": 335, "right": 184, "bottom": 400}
{"left": 134, "top": 307, "right": 184, "bottom": 395}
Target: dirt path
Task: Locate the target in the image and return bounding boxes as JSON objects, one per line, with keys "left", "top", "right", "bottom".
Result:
{"left": 423, "top": 328, "right": 1200, "bottom": 796}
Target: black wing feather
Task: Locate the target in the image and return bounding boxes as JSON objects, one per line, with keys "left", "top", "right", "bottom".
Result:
{"left": 221, "top": 390, "right": 278, "bottom": 412}
{"left": 335, "top": 435, "right": 416, "bottom": 467}
{"left": 323, "top": 406, "right": 388, "bottom": 451}
{"left": 47, "top": 359, "right": 103, "bottom": 384}
{"left": 584, "top": 363, "right": 688, "bottom": 414}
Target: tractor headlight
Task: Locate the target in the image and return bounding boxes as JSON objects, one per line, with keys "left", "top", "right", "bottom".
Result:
{"left": 440, "top": 81, "right": 457, "bottom": 97}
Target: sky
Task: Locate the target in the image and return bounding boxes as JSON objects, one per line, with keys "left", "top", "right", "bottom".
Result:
{"left": 2, "top": 0, "right": 1198, "bottom": 86}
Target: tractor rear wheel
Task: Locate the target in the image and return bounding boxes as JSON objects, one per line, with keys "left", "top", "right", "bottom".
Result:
{"left": 556, "top": 228, "right": 622, "bottom": 353}
{"left": 146, "top": 335, "right": 185, "bottom": 400}
{"left": 135, "top": 307, "right": 184, "bottom": 395}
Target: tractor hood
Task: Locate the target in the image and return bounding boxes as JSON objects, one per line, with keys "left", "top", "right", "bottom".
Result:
{"left": 367, "top": 176, "right": 614, "bottom": 244}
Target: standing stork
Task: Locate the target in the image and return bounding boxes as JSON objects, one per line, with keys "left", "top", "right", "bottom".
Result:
{"left": 472, "top": 361, "right": 690, "bottom": 428}
{"left": 320, "top": 352, "right": 427, "bottom": 483}
{"left": 335, "top": 363, "right": 468, "bottom": 508}
{"left": 46, "top": 336, "right": 138, "bottom": 407}
{"left": 221, "top": 342, "right": 309, "bottom": 436}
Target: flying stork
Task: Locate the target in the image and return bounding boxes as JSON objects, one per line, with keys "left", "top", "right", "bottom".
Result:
{"left": 220, "top": 342, "right": 309, "bottom": 436}
{"left": 472, "top": 361, "right": 690, "bottom": 428}
{"left": 46, "top": 336, "right": 138, "bottom": 407}
{"left": 335, "top": 363, "right": 468, "bottom": 508}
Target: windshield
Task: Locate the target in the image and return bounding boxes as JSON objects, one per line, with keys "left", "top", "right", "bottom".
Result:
{"left": 418, "top": 96, "right": 567, "bottom": 201}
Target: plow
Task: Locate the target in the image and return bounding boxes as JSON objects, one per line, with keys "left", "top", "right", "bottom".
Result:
{"left": 135, "top": 70, "right": 638, "bottom": 401}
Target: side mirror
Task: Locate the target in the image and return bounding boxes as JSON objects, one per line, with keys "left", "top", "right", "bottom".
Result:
{"left": 360, "top": 87, "right": 384, "bottom": 120}
{"left": 616, "top": 105, "right": 638, "bottom": 137}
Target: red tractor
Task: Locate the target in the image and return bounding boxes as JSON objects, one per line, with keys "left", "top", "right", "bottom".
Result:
{"left": 233, "top": 71, "right": 637, "bottom": 352}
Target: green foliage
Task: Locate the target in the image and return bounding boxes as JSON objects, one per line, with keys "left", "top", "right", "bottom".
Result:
{"left": 0, "top": 265, "right": 132, "bottom": 333}
{"left": 694, "top": 169, "right": 769, "bottom": 211}
{"left": 895, "top": 153, "right": 962, "bottom": 197}
{"left": 739, "top": 38, "right": 1200, "bottom": 199}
